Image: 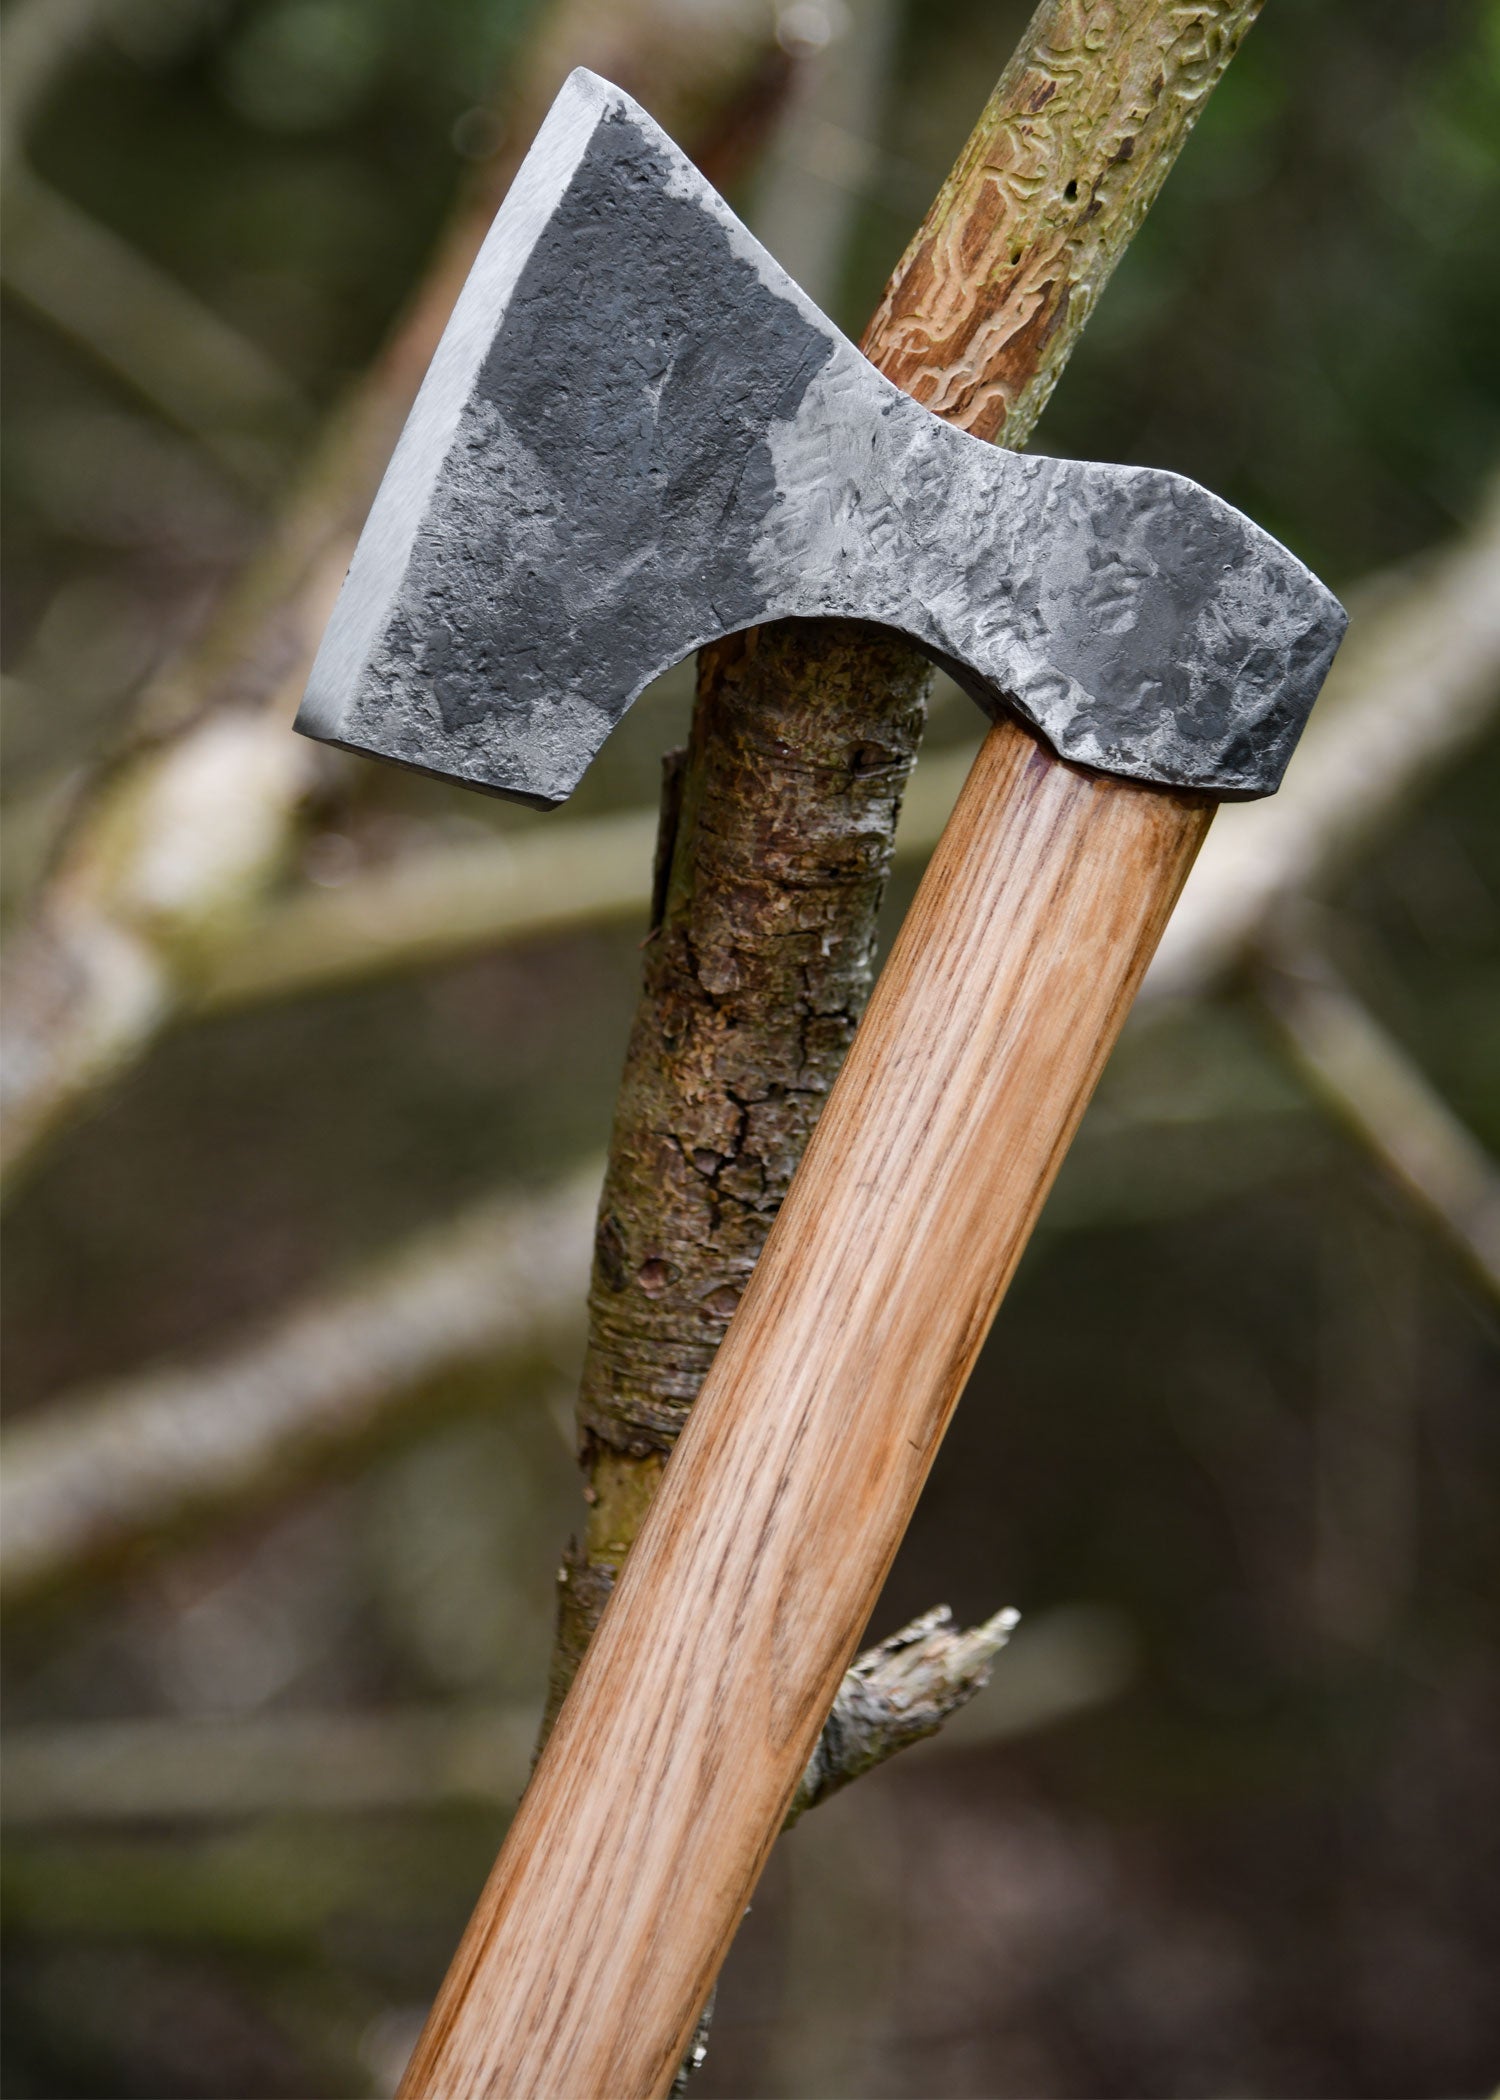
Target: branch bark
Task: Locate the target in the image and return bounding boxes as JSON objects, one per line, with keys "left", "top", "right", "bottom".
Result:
{"left": 546, "top": 0, "right": 1267, "bottom": 1744}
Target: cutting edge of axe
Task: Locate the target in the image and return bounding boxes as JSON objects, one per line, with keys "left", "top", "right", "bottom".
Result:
{"left": 291, "top": 66, "right": 1348, "bottom": 2100}
{"left": 296, "top": 67, "right": 1345, "bottom": 810}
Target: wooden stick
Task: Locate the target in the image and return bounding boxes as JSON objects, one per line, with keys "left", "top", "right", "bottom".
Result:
{"left": 398, "top": 720, "right": 1211, "bottom": 2100}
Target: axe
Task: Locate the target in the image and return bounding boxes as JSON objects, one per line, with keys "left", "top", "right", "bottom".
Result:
{"left": 297, "top": 70, "right": 1345, "bottom": 2100}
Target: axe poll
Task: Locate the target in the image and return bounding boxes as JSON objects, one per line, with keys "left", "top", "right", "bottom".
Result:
{"left": 297, "top": 71, "right": 1344, "bottom": 2100}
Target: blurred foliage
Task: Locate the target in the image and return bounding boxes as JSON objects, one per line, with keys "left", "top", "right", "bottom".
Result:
{"left": 2, "top": 0, "right": 1498, "bottom": 2094}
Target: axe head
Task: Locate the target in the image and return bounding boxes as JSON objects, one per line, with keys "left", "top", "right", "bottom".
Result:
{"left": 297, "top": 70, "right": 1345, "bottom": 806}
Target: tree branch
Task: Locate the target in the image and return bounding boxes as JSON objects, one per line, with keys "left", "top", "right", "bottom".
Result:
{"left": 1254, "top": 921, "right": 1500, "bottom": 1299}
{"left": 546, "top": 0, "right": 1267, "bottom": 1743}
{"left": 0, "top": 1030, "right": 1333, "bottom": 1612}
{"left": 196, "top": 806, "right": 666, "bottom": 1012}
{"left": 787, "top": 1605, "right": 1019, "bottom": 1825}
{"left": 0, "top": 0, "right": 101, "bottom": 158}
{"left": 2, "top": 165, "right": 311, "bottom": 492}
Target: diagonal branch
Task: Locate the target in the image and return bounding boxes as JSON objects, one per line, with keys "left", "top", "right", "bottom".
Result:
{"left": 1254, "top": 921, "right": 1500, "bottom": 1298}
{"left": 1, "top": 1036, "right": 1332, "bottom": 1611}
{"left": 546, "top": 0, "right": 1268, "bottom": 1745}
{"left": 2, "top": 164, "right": 311, "bottom": 491}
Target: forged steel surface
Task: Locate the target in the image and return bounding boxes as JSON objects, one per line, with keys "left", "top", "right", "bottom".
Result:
{"left": 296, "top": 69, "right": 1345, "bottom": 806}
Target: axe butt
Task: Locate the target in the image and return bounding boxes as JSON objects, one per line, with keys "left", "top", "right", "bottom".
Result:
{"left": 398, "top": 715, "right": 1212, "bottom": 2100}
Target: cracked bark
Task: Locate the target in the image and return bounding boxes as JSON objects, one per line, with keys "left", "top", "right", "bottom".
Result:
{"left": 546, "top": 0, "right": 1264, "bottom": 1745}
{"left": 548, "top": 621, "right": 933, "bottom": 1723}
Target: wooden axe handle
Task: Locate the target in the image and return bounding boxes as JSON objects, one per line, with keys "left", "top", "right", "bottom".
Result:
{"left": 399, "top": 717, "right": 1211, "bottom": 2100}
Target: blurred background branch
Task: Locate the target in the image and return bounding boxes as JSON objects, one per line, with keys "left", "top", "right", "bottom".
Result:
{"left": 1149, "top": 472, "right": 1500, "bottom": 1000}
{"left": 0, "top": 1165, "right": 599, "bottom": 1606}
{"left": 0, "top": 1601, "right": 1034, "bottom": 1828}
{"left": 2, "top": 164, "right": 313, "bottom": 492}
{"left": 1255, "top": 920, "right": 1500, "bottom": 1296}
{"left": 0, "top": 0, "right": 794, "bottom": 1197}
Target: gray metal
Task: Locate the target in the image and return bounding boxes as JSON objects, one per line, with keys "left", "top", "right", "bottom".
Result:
{"left": 296, "top": 69, "right": 1345, "bottom": 807}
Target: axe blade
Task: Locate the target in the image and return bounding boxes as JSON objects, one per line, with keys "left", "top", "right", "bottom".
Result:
{"left": 296, "top": 70, "right": 1344, "bottom": 806}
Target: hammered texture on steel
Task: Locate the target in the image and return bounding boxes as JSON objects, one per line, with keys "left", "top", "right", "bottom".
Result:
{"left": 297, "top": 70, "right": 1345, "bottom": 806}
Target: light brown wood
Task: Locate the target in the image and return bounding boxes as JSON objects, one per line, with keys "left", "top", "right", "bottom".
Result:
{"left": 398, "top": 719, "right": 1212, "bottom": 2100}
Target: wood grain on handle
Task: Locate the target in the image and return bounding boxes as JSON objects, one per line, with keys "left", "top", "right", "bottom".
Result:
{"left": 399, "top": 718, "right": 1212, "bottom": 2100}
